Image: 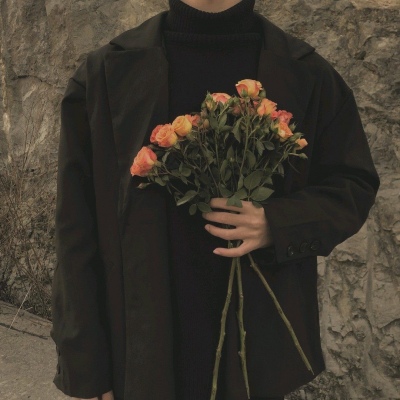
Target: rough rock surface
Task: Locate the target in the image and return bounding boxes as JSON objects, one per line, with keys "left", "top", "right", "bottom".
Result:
{"left": 0, "top": 0, "right": 399, "bottom": 398}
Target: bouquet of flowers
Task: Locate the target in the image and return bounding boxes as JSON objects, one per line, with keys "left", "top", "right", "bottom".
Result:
{"left": 130, "top": 79, "right": 313, "bottom": 399}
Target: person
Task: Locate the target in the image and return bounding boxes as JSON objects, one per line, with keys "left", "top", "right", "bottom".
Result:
{"left": 50, "top": 0, "right": 380, "bottom": 399}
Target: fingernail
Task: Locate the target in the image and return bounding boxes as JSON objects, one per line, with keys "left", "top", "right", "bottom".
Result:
{"left": 213, "top": 249, "right": 220, "bottom": 255}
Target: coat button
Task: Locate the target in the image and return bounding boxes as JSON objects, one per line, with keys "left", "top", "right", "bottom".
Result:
{"left": 299, "top": 241, "right": 309, "bottom": 253}
{"left": 287, "top": 244, "right": 295, "bottom": 257}
{"left": 310, "top": 240, "right": 321, "bottom": 251}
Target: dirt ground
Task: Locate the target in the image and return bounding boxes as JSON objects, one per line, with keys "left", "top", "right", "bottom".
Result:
{"left": 0, "top": 300, "right": 69, "bottom": 400}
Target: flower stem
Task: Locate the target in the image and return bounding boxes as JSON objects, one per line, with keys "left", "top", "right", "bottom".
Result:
{"left": 246, "top": 252, "right": 315, "bottom": 375}
{"left": 210, "top": 240, "right": 236, "bottom": 400}
{"left": 235, "top": 253, "right": 250, "bottom": 399}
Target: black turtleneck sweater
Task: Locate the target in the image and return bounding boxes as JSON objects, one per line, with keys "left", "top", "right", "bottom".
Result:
{"left": 162, "top": 2, "right": 277, "bottom": 400}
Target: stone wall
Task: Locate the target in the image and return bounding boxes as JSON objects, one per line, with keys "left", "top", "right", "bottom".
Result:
{"left": 0, "top": 0, "right": 399, "bottom": 398}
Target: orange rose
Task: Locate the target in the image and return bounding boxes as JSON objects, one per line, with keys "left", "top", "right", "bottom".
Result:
{"left": 295, "top": 138, "right": 308, "bottom": 149}
{"left": 271, "top": 110, "right": 293, "bottom": 124}
{"left": 130, "top": 146, "right": 158, "bottom": 177}
{"left": 235, "top": 79, "right": 263, "bottom": 98}
{"left": 211, "top": 92, "right": 231, "bottom": 104}
{"left": 172, "top": 115, "right": 192, "bottom": 137}
{"left": 155, "top": 124, "right": 178, "bottom": 147}
{"left": 257, "top": 98, "right": 277, "bottom": 117}
{"left": 276, "top": 121, "right": 293, "bottom": 142}
{"left": 150, "top": 124, "right": 164, "bottom": 144}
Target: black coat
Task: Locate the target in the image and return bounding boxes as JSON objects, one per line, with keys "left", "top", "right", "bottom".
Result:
{"left": 50, "top": 10, "right": 380, "bottom": 400}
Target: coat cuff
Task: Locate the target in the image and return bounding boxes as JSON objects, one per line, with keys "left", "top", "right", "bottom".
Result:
{"left": 53, "top": 346, "right": 113, "bottom": 398}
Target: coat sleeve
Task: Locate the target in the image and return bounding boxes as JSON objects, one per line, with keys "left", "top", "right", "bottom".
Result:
{"left": 252, "top": 62, "right": 380, "bottom": 266}
{"left": 50, "top": 58, "right": 113, "bottom": 398}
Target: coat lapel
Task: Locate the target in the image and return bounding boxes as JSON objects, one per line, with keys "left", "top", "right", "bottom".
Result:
{"left": 256, "top": 13, "right": 315, "bottom": 129}
{"left": 104, "top": 12, "right": 169, "bottom": 233}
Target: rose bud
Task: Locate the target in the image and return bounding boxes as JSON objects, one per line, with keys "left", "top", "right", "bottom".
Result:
{"left": 172, "top": 115, "right": 192, "bottom": 137}
{"left": 257, "top": 98, "right": 277, "bottom": 117}
{"left": 276, "top": 120, "right": 294, "bottom": 142}
{"left": 185, "top": 114, "right": 201, "bottom": 128}
{"left": 130, "top": 146, "right": 158, "bottom": 177}
{"left": 155, "top": 123, "right": 179, "bottom": 147}
{"left": 202, "top": 119, "right": 210, "bottom": 129}
{"left": 235, "top": 79, "right": 263, "bottom": 99}
{"left": 295, "top": 138, "right": 308, "bottom": 149}
{"left": 211, "top": 92, "right": 231, "bottom": 105}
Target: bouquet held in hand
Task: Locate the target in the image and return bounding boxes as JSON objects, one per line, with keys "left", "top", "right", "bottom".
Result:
{"left": 130, "top": 78, "right": 313, "bottom": 399}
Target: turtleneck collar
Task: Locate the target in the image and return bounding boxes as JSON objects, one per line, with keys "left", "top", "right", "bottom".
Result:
{"left": 165, "top": 0, "right": 258, "bottom": 34}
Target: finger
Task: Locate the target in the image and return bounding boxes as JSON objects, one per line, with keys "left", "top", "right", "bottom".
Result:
{"left": 101, "top": 391, "right": 115, "bottom": 400}
{"left": 213, "top": 240, "right": 254, "bottom": 258}
{"left": 202, "top": 211, "right": 245, "bottom": 227}
{"left": 205, "top": 224, "right": 244, "bottom": 241}
{"left": 210, "top": 197, "right": 248, "bottom": 213}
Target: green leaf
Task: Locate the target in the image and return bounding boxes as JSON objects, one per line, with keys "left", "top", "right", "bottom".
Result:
{"left": 199, "top": 173, "right": 211, "bottom": 185}
{"left": 227, "top": 146, "right": 234, "bottom": 160}
{"left": 226, "top": 195, "right": 243, "bottom": 208}
{"left": 181, "top": 176, "right": 188, "bottom": 185}
{"left": 176, "top": 190, "right": 197, "bottom": 206}
{"left": 197, "top": 202, "right": 213, "bottom": 213}
{"left": 298, "top": 153, "right": 308, "bottom": 159}
{"left": 161, "top": 174, "right": 169, "bottom": 181}
{"left": 218, "top": 113, "right": 227, "bottom": 129}
{"left": 220, "top": 159, "right": 228, "bottom": 176}
{"left": 219, "top": 184, "right": 233, "bottom": 198}
{"left": 189, "top": 203, "right": 197, "bottom": 215}
{"left": 180, "top": 166, "right": 192, "bottom": 177}
{"left": 244, "top": 170, "right": 264, "bottom": 190}
{"left": 224, "top": 168, "right": 232, "bottom": 182}
{"left": 210, "top": 116, "right": 219, "bottom": 130}
{"left": 264, "top": 141, "right": 275, "bottom": 150}
{"left": 232, "top": 118, "right": 242, "bottom": 142}
{"left": 251, "top": 200, "right": 263, "bottom": 208}
{"left": 246, "top": 150, "right": 256, "bottom": 169}
{"left": 256, "top": 140, "right": 264, "bottom": 156}
{"left": 277, "top": 164, "right": 284, "bottom": 175}
{"left": 237, "top": 174, "right": 244, "bottom": 189}
{"left": 155, "top": 176, "right": 166, "bottom": 186}
{"left": 134, "top": 182, "right": 151, "bottom": 189}
{"left": 171, "top": 169, "right": 180, "bottom": 178}
{"left": 251, "top": 186, "right": 274, "bottom": 201}
{"left": 220, "top": 125, "right": 232, "bottom": 133}
{"left": 235, "top": 187, "right": 248, "bottom": 200}
{"left": 162, "top": 152, "right": 170, "bottom": 163}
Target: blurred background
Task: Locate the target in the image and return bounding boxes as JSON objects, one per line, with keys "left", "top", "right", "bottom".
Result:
{"left": 0, "top": 0, "right": 399, "bottom": 398}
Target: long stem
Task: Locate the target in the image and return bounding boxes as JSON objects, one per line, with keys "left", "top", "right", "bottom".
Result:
{"left": 235, "top": 253, "right": 250, "bottom": 399}
{"left": 195, "top": 136, "right": 219, "bottom": 192}
{"left": 210, "top": 240, "right": 236, "bottom": 400}
{"left": 246, "top": 252, "right": 314, "bottom": 375}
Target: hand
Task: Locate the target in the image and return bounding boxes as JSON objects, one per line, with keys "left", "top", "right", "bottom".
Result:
{"left": 72, "top": 390, "right": 114, "bottom": 400}
{"left": 202, "top": 197, "right": 273, "bottom": 257}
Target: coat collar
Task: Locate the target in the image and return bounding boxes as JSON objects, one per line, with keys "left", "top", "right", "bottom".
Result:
{"left": 108, "top": 10, "right": 315, "bottom": 58}
{"left": 104, "top": 11, "right": 316, "bottom": 229}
